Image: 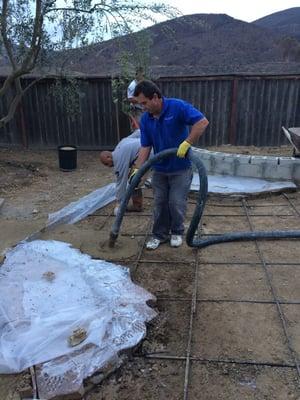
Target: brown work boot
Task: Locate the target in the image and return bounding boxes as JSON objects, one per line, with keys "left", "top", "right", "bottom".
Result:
{"left": 127, "top": 188, "right": 143, "bottom": 212}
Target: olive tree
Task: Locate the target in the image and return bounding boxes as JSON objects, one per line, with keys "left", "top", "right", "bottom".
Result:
{"left": 0, "top": 0, "right": 178, "bottom": 127}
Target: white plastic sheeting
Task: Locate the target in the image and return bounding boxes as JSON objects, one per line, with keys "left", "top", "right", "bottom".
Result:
{"left": 191, "top": 174, "right": 296, "bottom": 195}
{"left": 47, "top": 183, "right": 116, "bottom": 227}
{"left": 45, "top": 175, "right": 296, "bottom": 232}
{"left": 0, "top": 240, "right": 156, "bottom": 398}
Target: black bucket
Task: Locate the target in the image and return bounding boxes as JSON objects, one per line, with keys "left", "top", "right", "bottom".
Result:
{"left": 58, "top": 145, "right": 77, "bottom": 171}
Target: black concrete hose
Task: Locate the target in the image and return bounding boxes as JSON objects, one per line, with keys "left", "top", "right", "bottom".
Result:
{"left": 109, "top": 148, "right": 178, "bottom": 247}
{"left": 109, "top": 148, "right": 300, "bottom": 248}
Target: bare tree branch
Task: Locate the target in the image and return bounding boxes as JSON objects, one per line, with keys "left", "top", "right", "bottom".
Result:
{"left": 1, "top": 0, "right": 17, "bottom": 70}
{"left": 0, "top": 76, "right": 45, "bottom": 127}
{"left": 0, "top": 68, "right": 31, "bottom": 97}
{"left": 21, "top": 0, "right": 43, "bottom": 71}
{"left": 0, "top": 81, "right": 23, "bottom": 128}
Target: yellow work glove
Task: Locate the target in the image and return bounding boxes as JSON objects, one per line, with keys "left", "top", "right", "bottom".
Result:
{"left": 177, "top": 140, "right": 191, "bottom": 158}
{"left": 128, "top": 167, "right": 139, "bottom": 184}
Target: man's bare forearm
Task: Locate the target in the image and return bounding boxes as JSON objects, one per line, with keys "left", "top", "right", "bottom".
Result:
{"left": 134, "top": 146, "right": 152, "bottom": 168}
{"left": 186, "top": 118, "right": 209, "bottom": 144}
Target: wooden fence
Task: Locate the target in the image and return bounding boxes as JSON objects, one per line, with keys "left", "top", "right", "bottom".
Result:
{"left": 0, "top": 74, "right": 299, "bottom": 148}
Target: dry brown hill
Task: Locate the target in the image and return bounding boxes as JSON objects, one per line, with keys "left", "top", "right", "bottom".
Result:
{"left": 1, "top": 10, "right": 300, "bottom": 77}
{"left": 253, "top": 7, "right": 300, "bottom": 41}
{"left": 57, "top": 12, "right": 300, "bottom": 76}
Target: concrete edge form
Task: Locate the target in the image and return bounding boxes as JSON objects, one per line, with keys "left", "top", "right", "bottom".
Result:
{"left": 193, "top": 147, "right": 300, "bottom": 183}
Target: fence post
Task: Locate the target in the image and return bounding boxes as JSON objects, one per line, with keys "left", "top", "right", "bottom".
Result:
{"left": 17, "top": 101, "right": 28, "bottom": 148}
{"left": 229, "top": 78, "right": 238, "bottom": 145}
{"left": 115, "top": 100, "right": 121, "bottom": 143}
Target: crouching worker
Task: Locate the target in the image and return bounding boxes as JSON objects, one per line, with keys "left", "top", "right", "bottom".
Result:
{"left": 100, "top": 115, "right": 143, "bottom": 216}
{"left": 129, "top": 80, "right": 209, "bottom": 250}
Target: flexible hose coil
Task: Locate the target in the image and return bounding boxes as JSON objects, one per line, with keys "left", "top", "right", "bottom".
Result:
{"left": 109, "top": 148, "right": 300, "bottom": 248}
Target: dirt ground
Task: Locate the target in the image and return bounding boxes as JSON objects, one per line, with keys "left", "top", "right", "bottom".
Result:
{"left": 0, "top": 146, "right": 300, "bottom": 400}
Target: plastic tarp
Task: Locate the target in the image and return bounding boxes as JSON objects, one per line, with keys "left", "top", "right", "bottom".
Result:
{"left": 46, "top": 174, "right": 296, "bottom": 232}
{"left": 0, "top": 240, "right": 156, "bottom": 398}
{"left": 47, "top": 183, "right": 116, "bottom": 228}
{"left": 191, "top": 174, "right": 296, "bottom": 194}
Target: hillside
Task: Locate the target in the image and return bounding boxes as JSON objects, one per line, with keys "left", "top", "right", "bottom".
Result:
{"left": 253, "top": 7, "right": 300, "bottom": 40}
{"left": 1, "top": 9, "right": 300, "bottom": 77}
{"left": 56, "top": 12, "right": 300, "bottom": 76}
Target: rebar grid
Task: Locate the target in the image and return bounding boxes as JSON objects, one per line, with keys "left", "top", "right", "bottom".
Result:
{"left": 91, "top": 211, "right": 296, "bottom": 218}
{"left": 192, "top": 261, "right": 300, "bottom": 266}
{"left": 283, "top": 192, "right": 300, "bottom": 217}
{"left": 90, "top": 190, "right": 300, "bottom": 398}
{"left": 142, "top": 354, "right": 296, "bottom": 369}
{"left": 183, "top": 253, "right": 199, "bottom": 400}
{"left": 156, "top": 297, "right": 300, "bottom": 305}
{"left": 242, "top": 194, "right": 300, "bottom": 377}
{"left": 119, "top": 259, "right": 300, "bottom": 266}
{"left": 131, "top": 220, "right": 152, "bottom": 275}
{"left": 136, "top": 192, "right": 299, "bottom": 398}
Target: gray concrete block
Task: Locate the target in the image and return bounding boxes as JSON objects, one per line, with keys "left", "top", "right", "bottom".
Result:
{"left": 277, "top": 157, "right": 300, "bottom": 181}
{"left": 271, "top": 165, "right": 292, "bottom": 181}
{"left": 212, "top": 151, "right": 238, "bottom": 175}
{"left": 232, "top": 154, "right": 252, "bottom": 177}
{"left": 242, "top": 156, "right": 266, "bottom": 178}
{"left": 293, "top": 168, "right": 300, "bottom": 181}
{"left": 253, "top": 155, "right": 299, "bottom": 181}
{"left": 280, "top": 157, "right": 300, "bottom": 170}
{"left": 282, "top": 157, "right": 300, "bottom": 182}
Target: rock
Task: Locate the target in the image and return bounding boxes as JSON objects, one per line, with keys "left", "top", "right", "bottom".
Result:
{"left": 68, "top": 327, "right": 87, "bottom": 347}
{"left": 42, "top": 271, "right": 55, "bottom": 282}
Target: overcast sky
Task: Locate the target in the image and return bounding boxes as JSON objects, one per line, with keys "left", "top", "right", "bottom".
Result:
{"left": 164, "top": 0, "right": 299, "bottom": 22}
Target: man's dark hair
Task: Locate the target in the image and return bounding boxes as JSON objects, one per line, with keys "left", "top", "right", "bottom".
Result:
{"left": 134, "top": 80, "right": 162, "bottom": 99}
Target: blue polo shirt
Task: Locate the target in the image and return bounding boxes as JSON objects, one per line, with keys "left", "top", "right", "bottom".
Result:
{"left": 140, "top": 97, "right": 205, "bottom": 172}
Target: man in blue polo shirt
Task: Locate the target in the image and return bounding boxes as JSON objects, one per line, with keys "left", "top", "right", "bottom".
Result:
{"left": 130, "top": 80, "right": 209, "bottom": 250}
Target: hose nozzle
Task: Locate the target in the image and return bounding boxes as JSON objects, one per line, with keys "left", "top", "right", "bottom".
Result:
{"left": 108, "top": 232, "right": 118, "bottom": 248}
